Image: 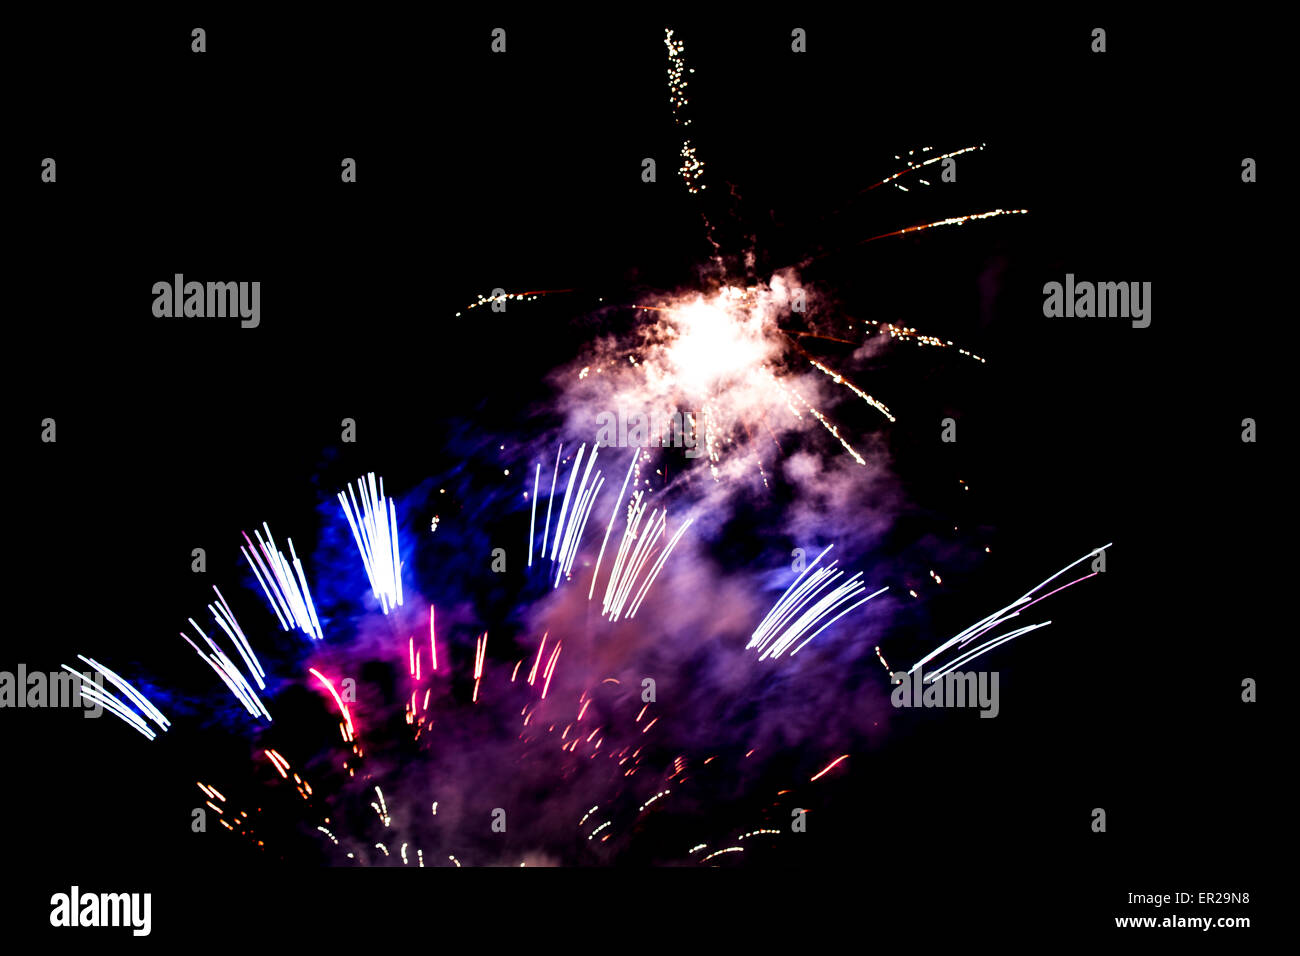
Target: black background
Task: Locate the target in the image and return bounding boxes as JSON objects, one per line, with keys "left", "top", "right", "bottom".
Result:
{"left": 4, "top": 7, "right": 1281, "bottom": 944}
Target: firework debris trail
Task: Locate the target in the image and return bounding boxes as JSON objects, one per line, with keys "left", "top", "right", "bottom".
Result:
{"left": 59, "top": 656, "right": 170, "bottom": 741}
{"left": 748, "top": 544, "right": 890, "bottom": 660}
{"left": 909, "top": 544, "right": 1113, "bottom": 682}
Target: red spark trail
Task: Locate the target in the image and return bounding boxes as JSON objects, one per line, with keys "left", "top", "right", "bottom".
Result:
{"left": 811, "top": 754, "right": 849, "bottom": 782}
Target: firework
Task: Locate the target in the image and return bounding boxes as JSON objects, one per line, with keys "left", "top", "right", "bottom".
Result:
{"left": 241, "top": 523, "right": 324, "bottom": 641}
{"left": 209, "top": 587, "right": 266, "bottom": 690}
{"left": 52, "top": 27, "right": 1090, "bottom": 874}
{"left": 599, "top": 490, "right": 693, "bottom": 622}
{"left": 309, "top": 667, "right": 355, "bottom": 743}
{"left": 664, "top": 29, "right": 705, "bottom": 194}
{"left": 810, "top": 754, "right": 849, "bottom": 782}
{"left": 868, "top": 143, "right": 987, "bottom": 193}
{"left": 338, "top": 473, "right": 404, "bottom": 614}
{"left": 910, "top": 545, "right": 1112, "bottom": 680}
{"left": 60, "top": 658, "right": 168, "bottom": 741}
{"left": 862, "top": 208, "right": 1029, "bottom": 244}
{"left": 180, "top": 617, "right": 272, "bottom": 721}
{"left": 748, "top": 545, "right": 888, "bottom": 659}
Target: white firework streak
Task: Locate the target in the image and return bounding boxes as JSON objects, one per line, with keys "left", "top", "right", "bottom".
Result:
{"left": 602, "top": 491, "right": 651, "bottom": 617}
{"left": 241, "top": 523, "right": 324, "bottom": 641}
{"left": 528, "top": 462, "right": 540, "bottom": 568}
{"left": 541, "top": 443, "right": 562, "bottom": 559}
{"left": 61, "top": 656, "right": 169, "bottom": 740}
{"left": 588, "top": 449, "right": 640, "bottom": 600}
{"left": 909, "top": 543, "right": 1112, "bottom": 680}
{"left": 558, "top": 472, "right": 604, "bottom": 586}
{"left": 627, "top": 515, "right": 693, "bottom": 619}
{"left": 208, "top": 586, "right": 265, "bottom": 689}
{"left": 180, "top": 618, "right": 272, "bottom": 721}
{"left": 748, "top": 545, "right": 889, "bottom": 659}
{"left": 74, "top": 655, "right": 170, "bottom": 731}
{"left": 338, "top": 473, "right": 404, "bottom": 614}
{"left": 548, "top": 443, "right": 587, "bottom": 563}
{"left": 60, "top": 667, "right": 156, "bottom": 740}
{"left": 551, "top": 444, "right": 603, "bottom": 588}
{"left": 600, "top": 490, "right": 694, "bottom": 622}
{"left": 528, "top": 443, "right": 643, "bottom": 594}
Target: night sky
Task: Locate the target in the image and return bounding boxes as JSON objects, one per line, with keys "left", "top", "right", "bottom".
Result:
{"left": 7, "top": 9, "right": 1278, "bottom": 943}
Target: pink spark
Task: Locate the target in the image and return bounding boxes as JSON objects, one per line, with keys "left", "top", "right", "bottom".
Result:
{"left": 811, "top": 754, "right": 849, "bottom": 782}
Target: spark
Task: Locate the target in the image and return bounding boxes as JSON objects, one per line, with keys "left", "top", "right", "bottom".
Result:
{"left": 527, "top": 633, "right": 547, "bottom": 686}
{"left": 864, "top": 320, "right": 987, "bottom": 363}
{"left": 429, "top": 605, "right": 438, "bottom": 672}
{"left": 866, "top": 143, "right": 986, "bottom": 192}
{"left": 549, "top": 444, "right": 604, "bottom": 588}
{"left": 748, "top": 545, "right": 888, "bottom": 659}
{"left": 209, "top": 587, "right": 266, "bottom": 689}
{"left": 372, "top": 787, "right": 391, "bottom": 827}
{"left": 179, "top": 620, "right": 271, "bottom": 721}
{"left": 664, "top": 29, "right": 705, "bottom": 194}
{"left": 60, "top": 665, "right": 157, "bottom": 739}
{"left": 338, "top": 473, "right": 404, "bottom": 614}
{"left": 803, "top": 356, "right": 896, "bottom": 422}
{"left": 473, "top": 632, "right": 488, "bottom": 703}
{"left": 541, "top": 444, "right": 561, "bottom": 559}
{"left": 700, "top": 846, "right": 742, "bottom": 863}
{"left": 309, "top": 668, "right": 355, "bottom": 742}
{"left": 862, "top": 208, "right": 1029, "bottom": 244}
{"left": 241, "top": 524, "right": 323, "bottom": 641}
{"left": 910, "top": 544, "right": 1111, "bottom": 680}
{"left": 588, "top": 449, "right": 639, "bottom": 600}
{"left": 528, "top": 462, "right": 540, "bottom": 566}
{"left": 768, "top": 372, "right": 870, "bottom": 467}
{"left": 600, "top": 491, "right": 693, "bottom": 621}
{"left": 541, "top": 641, "right": 562, "bottom": 700}
{"left": 639, "top": 790, "right": 671, "bottom": 813}
{"left": 811, "top": 754, "right": 849, "bottom": 782}
{"left": 454, "top": 289, "right": 571, "bottom": 317}
{"left": 265, "top": 749, "right": 290, "bottom": 778}
{"left": 72, "top": 655, "right": 169, "bottom": 733}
